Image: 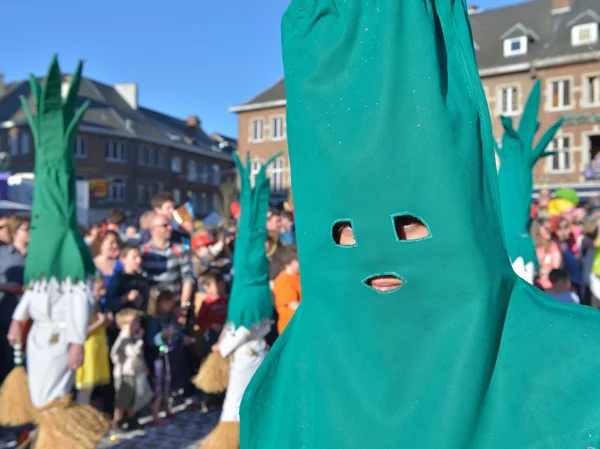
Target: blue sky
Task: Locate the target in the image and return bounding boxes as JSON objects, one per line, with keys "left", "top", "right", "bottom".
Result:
{"left": 0, "top": 0, "right": 525, "bottom": 138}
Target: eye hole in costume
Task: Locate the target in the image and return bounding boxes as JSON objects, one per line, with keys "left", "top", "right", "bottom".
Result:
{"left": 332, "top": 220, "right": 357, "bottom": 247}
{"left": 391, "top": 214, "right": 431, "bottom": 242}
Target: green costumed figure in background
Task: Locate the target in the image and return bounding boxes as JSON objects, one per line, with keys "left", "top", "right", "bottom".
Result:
{"left": 496, "top": 79, "right": 563, "bottom": 284}
{"left": 0, "top": 56, "right": 109, "bottom": 449}
{"left": 196, "top": 153, "right": 277, "bottom": 449}
{"left": 240, "top": 0, "right": 600, "bottom": 448}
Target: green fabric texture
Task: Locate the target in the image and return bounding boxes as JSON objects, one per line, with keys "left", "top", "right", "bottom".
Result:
{"left": 496, "top": 80, "right": 562, "bottom": 268}
{"left": 226, "top": 153, "right": 277, "bottom": 330}
{"left": 21, "top": 56, "right": 95, "bottom": 285}
{"left": 240, "top": 1, "right": 600, "bottom": 448}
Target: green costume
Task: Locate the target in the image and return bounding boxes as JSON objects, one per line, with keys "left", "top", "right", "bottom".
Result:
{"left": 8, "top": 56, "right": 108, "bottom": 449}
{"left": 496, "top": 80, "right": 562, "bottom": 283}
{"left": 240, "top": 1, "right": 600, "bottom": 448}
{"left": 199, "top": 153, "right": 278, "bottom": 448}
{"left": 223, "top": 152, "right": 278, "bottom": 334}
{"left": 22, "top": 56, "right": 96, "bottom": 284}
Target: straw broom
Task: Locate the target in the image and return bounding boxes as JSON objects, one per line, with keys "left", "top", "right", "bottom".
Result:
{"left": 193, "top": 351, "right": 230, "bottom": 393}
{"left": 0, "top": 344, "right": 35, "bottom": 426}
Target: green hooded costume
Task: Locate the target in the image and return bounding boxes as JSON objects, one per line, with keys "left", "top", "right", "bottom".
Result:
{"left": 496, "top": 80, "right": 562, "bottom": 284}
{"left": 7, "top": 56, "right": 108, "bottom": 449}
{"left": 223, "top": 152, "right": 278, "bottom": 334}
{"left": 240, "top": 1, "right": 600, "bottom": 448}
{"left": 198, "top": 153, "right": 278, "bottom": 449}
{"left": 22, "top": 56, "right": 96, "bottom": 284}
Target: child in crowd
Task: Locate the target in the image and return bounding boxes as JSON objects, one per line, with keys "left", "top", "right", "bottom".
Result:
{"left": 547, "top": 269, "right": 581, "bottom": 304}
{"left": 192, "top": 270, "right": 229, "bottom": 411}
{"left": 114, "top": 244, "right": 149, "bottom": 312}
{"left": 190, "top": 231, "right": 217, "bottom": 276}
{"left": 194, "top": 271, "right": 229, "bottom": 343}
{"left": 110, "top": 308, "right": 146, "bottom": 431}
{"left": 273, "top": 245, "right": 301, "bottom": 335}
{"left": 578, "top": 216, "right": 600, "bottom": 306}
{"left": 147, "top": 289, "right": 193, "bottom": 424}
{"left": 75, "top": 277, "right": 112, "bottom": 406}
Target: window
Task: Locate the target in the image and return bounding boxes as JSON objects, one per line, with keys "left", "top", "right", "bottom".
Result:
{"left": 585, "top": 75, "right": 600, "bottom": 107}
{"left": 498, "top": 86, "right": 519, "bottom": 115}
{"left": 572, "top": 23, "right": 598, "bottom": 47}
{"left": 271, "top": 116, "right": 284, "bottom": 141}
{"left": 250, "top": 159, "right": 262, "bottom": 187}
{"left": 250, "top": 119, "right": 264, "bottom": 143}
{"left": 503, "top": 36, "right": 527, "bottom": 57}
{"left": 549, "top": 79, "right": 571, "bottom": 110}
{"left": 197, "top": 163, "right": 209, "bottom": 184}
{"left": 173, "top": 189, "right": 181, "bottom": 204}
{"left": 548, "top": 136, "right": 571, "bottom": 173}
{"left": 108, "top": 178, "right": 126, "bottom": 201}
{"left": 147, "top": 184, "right": 156, "bottom": 201}
{"left": 188, "top": 191, "right": 196, "bottom": 208}
{"left": 137, "top": 184, "right": 146, "bottom": 204}
{"left": 171, "top": 156, "right": 182, "bottom": 173}
{"left": 105, "top": 141, "right": 126, "bottom": 162}
{"left": 158, "top": 150, "right": 166, "bottom": 169}
{"left": 187, "top": 160, "right": 198, "bottom": 181}
{"left": 9, "top": 135, "right": 18, "bottom": 156}
{"left": 213, "top": 165, "right": 221, "bottom": 186}
{"left": 75, "top": 136, "right": 88, "bottom": 159}
{"left": 138, "top": 145, "right": 148, "bottom": 165}
{"left": 270, "top": 157, "right": 284, "bottom": 191}
{"left": 199, "top": 193, "right": 209, "bottom": 215}
{"left": 20, "top": 133, "right": 29, "bottom": 155}
{"left": 148, "top": 147, "right": 157, "bottom": 167}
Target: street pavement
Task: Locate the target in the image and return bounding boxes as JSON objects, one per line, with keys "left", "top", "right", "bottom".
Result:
{"left": 99, "top": 407, "right": 220, "bottom": 449}
{"left": 0, "top": 404, "right": 220, "bottom": 449}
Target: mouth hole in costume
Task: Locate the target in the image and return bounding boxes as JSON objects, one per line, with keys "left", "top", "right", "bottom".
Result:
{"left": 332, "top": 220, "right": 357, "bottom": 247}
{"left": 363, "top": 273, "right": 406, "bottom": 293}
{"left": 391, "top": 214, "right": 431, "bottom": 242}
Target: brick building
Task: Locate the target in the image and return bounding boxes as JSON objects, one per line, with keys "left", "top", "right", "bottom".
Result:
{"left": 0, "top": 73, "right": 235, "bottom": 222}
{"left": 229, "top": 80, "right": 291, "bottom": 206}
{"left": 471, "top": 0, "right": 600, "bottom": 198}
{"left": 231, "top": 0, "right": 600, "bottom": 201}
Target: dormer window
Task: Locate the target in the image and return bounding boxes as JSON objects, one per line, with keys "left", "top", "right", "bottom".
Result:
{"left": 504, "top": 36, "right": 527, "bottom": 56}
{"left": 571, "top": 23, "right": 598, "bottom": 46}
{"left": 500, "top": 23, "right": 538, "bottom": 58}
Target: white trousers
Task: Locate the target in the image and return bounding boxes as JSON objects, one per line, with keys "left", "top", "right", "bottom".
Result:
{"left": 220, "top": 338, "right": 268, "bottom": 423}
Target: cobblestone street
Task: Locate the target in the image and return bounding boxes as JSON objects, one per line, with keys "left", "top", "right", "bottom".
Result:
{"left": 0, "top": 406, "right": 220, "bottom": 449}
{"left": 98, "top": 408, "right": 220, "bottom": 449}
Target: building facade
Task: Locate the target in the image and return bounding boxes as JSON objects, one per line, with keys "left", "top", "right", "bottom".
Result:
{"left": 471, "top": 0, "right": 600, "bottom": 198}
{"left": 230, "top": 80, "right": 291, "bottom": 206}
{"left": 231, "top": 0, "right": 600, "bottom": 201}
{"left": 0, "top": 74, "right": 235, "bottom": 223}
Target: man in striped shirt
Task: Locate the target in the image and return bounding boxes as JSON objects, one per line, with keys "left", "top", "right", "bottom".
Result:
{"left": 141, "top": 213, "right": 195, "bottom": 323}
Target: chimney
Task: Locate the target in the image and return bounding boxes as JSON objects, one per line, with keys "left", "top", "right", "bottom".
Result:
{"left": 186, "top": 115, "right": 200, "bottom": 137}
{"left": 551, "top": 0, "right": 572, "bottom": 13}
{"left": 115, "top": 83, "right": 138, "bottom": 110}
{"left": 0, "top": 72, "right": 5, "bottom": 99}
{"left": 186, "top": 115, "right": 200, "bottom": 128}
